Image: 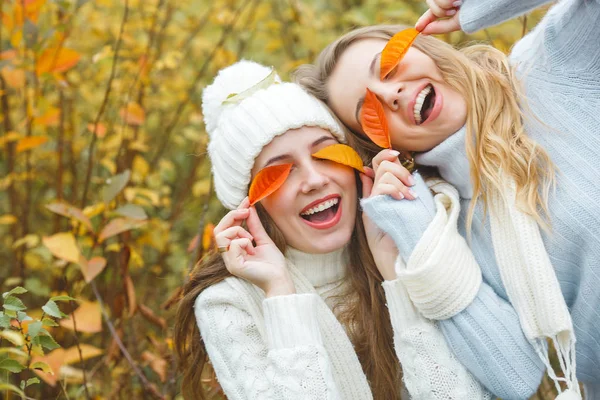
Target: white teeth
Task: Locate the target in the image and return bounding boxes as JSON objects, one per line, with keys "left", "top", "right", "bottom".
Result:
{"left": 413, "top": 84, "right": 432, "bottom": 125}
{"left": 301, "top": 198, "right": 339, "bottom": 216}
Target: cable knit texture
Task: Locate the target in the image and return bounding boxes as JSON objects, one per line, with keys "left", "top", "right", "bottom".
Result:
{"left": 194, "top": 246, "right": 491, "bottom": 399}
{"left": 383, "top": 275, "right": 492, "bottom": 400}
{"left": 409, "top": 0, "right": 600, "bottom": 395}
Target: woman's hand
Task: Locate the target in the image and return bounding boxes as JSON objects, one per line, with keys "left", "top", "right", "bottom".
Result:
{"left": 370, "top": 149, "right": 418, "bottom": 201}
{"left": 214, "top": 198, "right": 295, "bottom": 297}
{"left": 360, "top": 172, "right": 400, "bottom": 281}
{"left": 416, "top": 0, "right": 462, "bottom": 35}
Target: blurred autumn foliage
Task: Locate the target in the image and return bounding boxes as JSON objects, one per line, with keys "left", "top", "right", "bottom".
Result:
{"left": 0, "top": 0, "right": 550, "bottom": 399}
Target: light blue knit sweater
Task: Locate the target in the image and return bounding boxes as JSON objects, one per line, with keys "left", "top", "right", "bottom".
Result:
{"left": 362, "top": 0, "right": 600, "bottom": 398}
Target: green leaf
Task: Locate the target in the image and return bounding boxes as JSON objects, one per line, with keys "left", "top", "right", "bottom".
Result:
{"left": 0, "top": 313, "right": 10, "bottom": 329}
{"left": 114, "top": 204, "right": 148, "bottom": 220}
{"left": 0, "top": 383, "right": 25, "bottom": 397}
{"left": 27, "top": 320, "right": 43, "bottom": 339}
{"left": 222, "top": 69, "right": 278, "bottom": 105}
{"left": 30, "top": 361, "right": 53, "bottom": 374}
{"left": 16, "top": 311, "right": 32, "bottom": 323}
{"left": 0, "top": 347, "right": 28, "bottom": 358}
{"left": 2, "top": 296, "right": 26, "bottom": 311}
{"left": 0, "top": 358, "right": 26, "bottom": 373}
{"left": 102, "top": 169, "right": 131, "bottom": 203}
{"left": 42, "top": 300, "right": 65, "bottom": 318}
{"left": 49, "top": 295, "right": 78, "bottom": 302}
{"left": 2, "top": 286, "right": 27, "bottom": 299}
{"left": 34, "top": 334, "right": 60, "bottom": 350}
{"left": 0, "top": 330, "right": 24, "bottom": 346}
{"left": 42, "top": 318, "right": 59, "bottom": 327}
{"left": 25, "top": 377, "right": 40, "bottom": 387}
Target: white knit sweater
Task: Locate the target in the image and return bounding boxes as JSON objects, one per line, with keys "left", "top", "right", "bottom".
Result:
{"left": 194, "top": 246, "right": 491, "bottom": 399}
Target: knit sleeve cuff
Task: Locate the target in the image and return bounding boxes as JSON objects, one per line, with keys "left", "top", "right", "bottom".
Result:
{"left": 397, "top": 182, "right": 482, "bottom": 320}
{"left": 360, "top": 172, "right": 437, "bottom": 261}
{"left": 263, "top": 293, "right": 323, "bottom": 350}
{"left": 459, "top": 0, "right": 551, "bottom": 33}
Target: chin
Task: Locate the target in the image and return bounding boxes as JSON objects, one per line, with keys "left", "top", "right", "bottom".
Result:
{"left": 302, "top": 230, "right": 352, "bottom": 254}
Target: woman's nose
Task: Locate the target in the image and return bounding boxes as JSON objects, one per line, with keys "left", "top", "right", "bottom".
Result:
{"left": 371, "top": 82, "right": 403, "bottom": 111}
{"left": 300, "top": 164, "right": 330, "bottom": 193}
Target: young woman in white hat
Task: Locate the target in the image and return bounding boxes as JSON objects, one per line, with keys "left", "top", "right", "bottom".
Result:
{"left": 174, "top": 60, "right": 492, "bottom": 400}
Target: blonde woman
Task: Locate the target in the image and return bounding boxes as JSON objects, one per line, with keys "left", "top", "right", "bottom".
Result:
{"left": 173, "top": 60, "right": 493, "bottom": 399}
{"left": 295, "top": 0, "right": 599, "bottom": 398}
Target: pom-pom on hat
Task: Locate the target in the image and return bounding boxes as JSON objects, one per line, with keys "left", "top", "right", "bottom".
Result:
{"left": 202, "top": 60, "right": 346, "bottom": 209}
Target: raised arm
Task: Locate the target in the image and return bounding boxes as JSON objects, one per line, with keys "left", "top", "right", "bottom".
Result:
{"left": 196, "top": 287, "right": 342, "bottom": 400}
{"left": 361, "top": 172, "right": 545, "bottom": 399}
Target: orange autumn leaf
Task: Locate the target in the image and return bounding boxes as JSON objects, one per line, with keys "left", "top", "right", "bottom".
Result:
{"left": 87, "top": 122, "right": 107, "bottom": 138}
{"left": 78, "top": 256, "right": 107, "bottom": 283}
{"left": 202, "top": 223, "right": 215, "bottom": 251}
{"left": 248, "top": 163, "right": 293, "bottom": 206}
{"left": 312, "top": 144, "right": 364, "bottom": 172}
{"left": 360, "top": 89, "right": 390, "bottom": 149}
{"left": 120, "top": 102, "right": 145, "bottom": 126}
{"left": 16, "top": 136, "right": 48, "bottom": 152}
{"left": 380, "top": 28, "right": 419, "bottom": 80}
{"left": 36, "top": 48, "right": 80, "bottom": 76}
{"left": 1, "top": 66, "right": 25, "bottom": 89}
{"left": 34, "top": 107, "right": 60, "bottom": 127}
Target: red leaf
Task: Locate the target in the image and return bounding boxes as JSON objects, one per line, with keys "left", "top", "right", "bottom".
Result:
{"left": 248, "top": 163, "right": 293, "bottom": 206}
{"left": 380, "top": 28, "right": 419, "bottom": 80}
{"left": 360, "top": 89, "right": 390, "bottom": 149}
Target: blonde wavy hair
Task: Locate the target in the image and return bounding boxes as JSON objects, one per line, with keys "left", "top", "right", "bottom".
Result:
{"left": 294, "top": 25, "right": 555, "bottom": 231}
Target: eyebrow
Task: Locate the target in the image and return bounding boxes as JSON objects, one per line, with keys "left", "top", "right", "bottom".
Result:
{"left": 262, "top": 135, "right": 337, "bottom": 168}
{"left": 354, "top": 52, "right": 381, "bottom": 127}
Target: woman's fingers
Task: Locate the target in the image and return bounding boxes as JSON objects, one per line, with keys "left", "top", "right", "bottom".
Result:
{"left": 246, "top": 206, "right": 272, "bottom": 246}
{"left": 214, "top": 226, "right": 253, "bottom": 247}
{"left": 213, "top": 208, "right": 250, "bottom": 236}
{"left": 422, "top": 14, "right": 461, "bottom": 35}
{"left": 372, "top": 149, "right": 400, "bottom": 172}
{"left": 372, "top": 150, "right": 415, "bottom": 188}
{"left": 426, "top": 0, "right": 450, "bottom": 18}
{"left": 375, "top": 161, "right": 416, "bottom": 197}
{"left": 371, "top": 182, "right": 407, "bottom": 200}
{"left": 225, "top": 238, "right": 256, "bottom": 271}
{"left": 416, "top": 7, "right": 461, "bottom": 35}
{"left": 375, "top": 171, "right": 418, "bottom": 200}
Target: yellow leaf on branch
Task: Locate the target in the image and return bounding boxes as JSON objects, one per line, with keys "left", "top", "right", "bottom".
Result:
{"left": 59, "top": 301, "right": 102, "bottom": 333}
{"left": 42, "top": 232, "right": 80, "bottom": 264}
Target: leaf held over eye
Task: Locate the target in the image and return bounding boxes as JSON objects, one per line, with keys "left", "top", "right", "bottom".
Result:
{"left": 248, "top": 163, "right": 293, "bottom": 206}
{"left": 312, "top": 144, "right": 364, "bottom": 172}
{"left": 361, "top": 89, "right": 391, "bottom": 149}
{"left": 380, "top": 28, "right": 419, "bottom": 80}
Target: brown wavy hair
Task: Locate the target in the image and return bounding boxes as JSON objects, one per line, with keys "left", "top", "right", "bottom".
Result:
{"left": 294, "top": 25, "right": 555, "bottom": 231}
{"left": 173, "top": 176, "right": 401, "bottom": 399}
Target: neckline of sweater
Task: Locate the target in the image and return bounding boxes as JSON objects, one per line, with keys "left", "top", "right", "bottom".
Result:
{"left": 285, "top": 246, "right": 347, "bottom": 288}
{"left": 415, "top": 125, "right": 474, "bottom": 199}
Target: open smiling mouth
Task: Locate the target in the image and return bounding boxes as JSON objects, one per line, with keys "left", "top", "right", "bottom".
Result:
{"left": 414, "top": 84, "right": 436, "bottom": 125}
{"left": 300, "top": 196, "right": 342, "bottom": 229}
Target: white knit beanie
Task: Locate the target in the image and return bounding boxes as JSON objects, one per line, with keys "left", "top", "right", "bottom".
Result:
{"left": 202, "top": 60, "right": 346, "bottom": 209}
